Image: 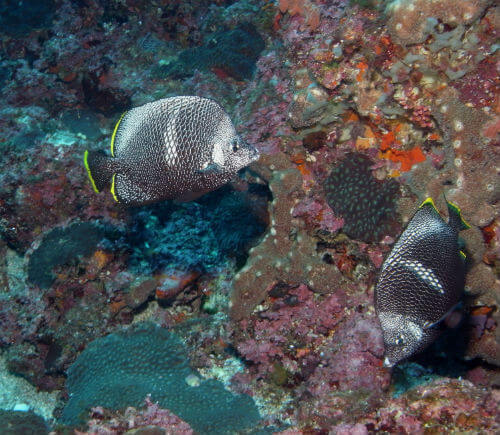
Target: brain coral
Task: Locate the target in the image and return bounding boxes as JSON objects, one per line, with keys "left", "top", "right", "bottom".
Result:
{"left": 61, "top": 323, "right": 260, "bottom": 434}
{"left": 324, "top": 153, "right": 399, "bottom": 242}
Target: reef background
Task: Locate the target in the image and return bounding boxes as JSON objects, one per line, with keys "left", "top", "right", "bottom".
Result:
{"left": 0, "top": 0, "right": 498, "bottom": 433}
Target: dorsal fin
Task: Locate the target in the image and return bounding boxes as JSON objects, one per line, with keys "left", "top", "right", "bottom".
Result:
{"left": 419, "top": 197, "right": 440, "bottom": 214}
{"left": 446, "top": 199, "right": 470, "bottom": 232}
{"left": 110, "top": 112, "right": 127, "bottom": 157}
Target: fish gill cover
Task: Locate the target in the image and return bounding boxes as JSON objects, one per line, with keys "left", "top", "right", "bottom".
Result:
{"left": 61, "top": 322, "right": 261, "bottom": 434}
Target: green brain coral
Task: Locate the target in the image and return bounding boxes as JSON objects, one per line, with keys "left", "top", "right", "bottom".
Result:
{"left": 61, "top": 323, "right": 260, "bottom": 434}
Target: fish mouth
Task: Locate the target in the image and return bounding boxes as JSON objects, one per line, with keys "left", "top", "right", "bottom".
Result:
{"left": 250, "top": 145, "right": 260, "bottom": 161}
{"left": 383, "top": 357, "right": 395, "bottom": 368}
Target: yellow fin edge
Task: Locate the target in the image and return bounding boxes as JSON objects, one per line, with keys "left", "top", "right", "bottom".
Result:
{"left": 110, "top": 173, "right": 119, "bottom": 202}
{"left": 84, "top": 150, "right": 99, "bottom": 193}
{"left": 446, "top": 200, "right": 471, "bottom": 229}
{"left": 110, "top": 112, "right": 126, "bottom": 157}
{"left": 459, "top": 250, "right": 467, "bottom": 260}
{"left": 419, "top": 197, "right": 438, "bottom": 211}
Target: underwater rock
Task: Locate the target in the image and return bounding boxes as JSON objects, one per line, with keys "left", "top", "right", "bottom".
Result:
{"left": 81, "top": 73, "right": 131, "bottom": 116}
{"left": 386, "top": 0, "right": 492, "bottom": 46}
{"left": 159, "top": 24, "right": 265, "bottom": 81}
{"left": 0, "top": 0, "right": 56, "bottom": 37}
{"left": 85, "top": 397, "right": 194, "bottom": 434}
{"left": 61, "top": 109, "right": 102, "bottom": 141}
{"left": 231, "top": 152, "right": 348, "bottom": 321}
{"left": 0, "top": 410, "right": 49, "bottom": 435}
{"left": 27, "top": 222, "right": 107, "bottom": 289}
{"left": 127, "top": 187, "right": 266, "bottom": 274}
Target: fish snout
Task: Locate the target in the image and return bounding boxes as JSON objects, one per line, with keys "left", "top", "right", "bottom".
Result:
{"left": 248, "top": 143, "right": 260, "bottom": 161}
{"left": 383, "top": 356, "right": 395, "bottom": 368}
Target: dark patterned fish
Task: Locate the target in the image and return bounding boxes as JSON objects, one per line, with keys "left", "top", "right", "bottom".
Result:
{"left": 84, "top": 96, "right": 259, "bottom": 205}
{"left": 375, "top": 198, "right": 470, "bottom": 367}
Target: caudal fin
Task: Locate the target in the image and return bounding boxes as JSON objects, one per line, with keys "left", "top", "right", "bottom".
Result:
{"left": 446, "top": 199, "right": 471, "bottom": 232}
{"left": 84, "top": 150, "right": 116, "bottom": 193}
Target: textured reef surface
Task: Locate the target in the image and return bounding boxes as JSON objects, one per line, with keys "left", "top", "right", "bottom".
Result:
{"left": 0, "top": 0, "right": 498, "bottom": 434}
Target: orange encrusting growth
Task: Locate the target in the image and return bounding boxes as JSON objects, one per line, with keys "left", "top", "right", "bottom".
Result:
{"left": 356, "top": 61, "right": 368, "bottom": 82}
{"left": 378, "top": 129, "right": 426, "bottom": 172}
{"left": 278, "top": 0, "right": 321, "bottom": 31}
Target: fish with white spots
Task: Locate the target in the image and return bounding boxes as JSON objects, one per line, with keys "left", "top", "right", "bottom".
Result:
{"left": 84, "top": 96, "right": 259, "bottom": 205}
{"left": 375, "top": 197, "right": 470, "bottom": 367}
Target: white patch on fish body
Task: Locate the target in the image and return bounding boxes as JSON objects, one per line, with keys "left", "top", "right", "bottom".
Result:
{"left": 406, "top": 318, "right": 424, "bottom": 341}
{"left": 211, "top": 142, "right": 225, "bottom": 166}
{"left": 163, "top": 125, "right": 177, "bottom": 165}
{"left": 400, "top": 259, "right": 444, "bottom": 293}
{"left": 381, "top": 219, "right": 443, "bottom": 273}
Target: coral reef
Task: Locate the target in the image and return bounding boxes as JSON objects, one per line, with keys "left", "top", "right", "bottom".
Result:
{"left": 62, "top": 323, "right": 261, "bottom": 434}
{"left": 0, "top": 410, "right": 49, "bottom": 435}
{"left": 85, "top": 397, "right": 194, "bottom": 435}
{"left": 162, "top": 23, "right": 266, "bottom": 81}
{"left": 324, "top": 153, "right": 400, "bottom": 242}
{"left": 27, "top": 221, "right": 108, "bottom": 288}
{"left": 0, "top": 0, "right": 498, "bottom": 433}
{"left": 128, "top": 187, "right": 267, "bottom": 274}
{"left": 230, "top": 152, "right": 349, "bottom": 321}
{"left": 0, "top": 0, "right": 55, "bottom": 37}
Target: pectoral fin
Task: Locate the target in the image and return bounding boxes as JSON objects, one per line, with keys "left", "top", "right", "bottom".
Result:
{"left": 198, "top": 162, "right": 224, "bottom": 175}
{"left": 423, "top": 302, "right": 463, "bottom": 329}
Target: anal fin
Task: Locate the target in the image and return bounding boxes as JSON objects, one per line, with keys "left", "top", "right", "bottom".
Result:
{"left": 112, "top": 173, "right": 151, "bottom": 205}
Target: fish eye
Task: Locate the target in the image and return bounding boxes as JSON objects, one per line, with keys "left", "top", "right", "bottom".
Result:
{"left": 232, "top": 139, "right": 240, "bottom": 152}
{"left": 395, "top": 336, "right": 405, "bottom": 346}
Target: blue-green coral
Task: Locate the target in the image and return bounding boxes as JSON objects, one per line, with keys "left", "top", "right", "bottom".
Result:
{"left": 324, "top": 153, "right": 399, "bottom": 242}
{"left": 61, "top": 323, "right": 261, "bottom": 434}
{"left": 128, "top": 188, "right": 266, "bottom": 273}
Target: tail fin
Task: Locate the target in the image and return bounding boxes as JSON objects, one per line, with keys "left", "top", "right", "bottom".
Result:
{"left": 446, "top": 199, "right": 470, "bottom": 232}
{"left": 84, "top": 150, "right": 117, "bottom": 193}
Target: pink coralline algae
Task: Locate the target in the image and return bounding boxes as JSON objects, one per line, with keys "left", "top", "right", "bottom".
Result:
{"left": 84, "top": 397, "right": 194, "bottom": 435}
{"left": 234, "top": 281, "right": 391, "bottom": 429}
{"left": 236, "top": 284, "right": 346, "bottom": 374}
